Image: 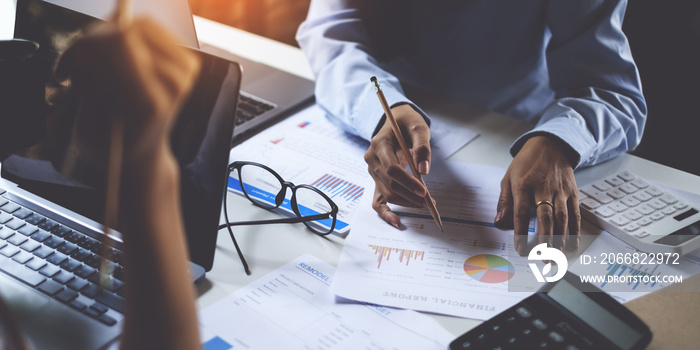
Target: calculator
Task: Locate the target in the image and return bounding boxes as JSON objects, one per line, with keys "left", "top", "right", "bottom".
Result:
{"left": 448, "top": 272, "right": 651, "bottom": 350}
{"left": 579, "top": 170, "right": 700, "bottom": 255}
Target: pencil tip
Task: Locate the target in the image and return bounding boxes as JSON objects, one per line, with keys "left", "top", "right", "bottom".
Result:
{"left": 370, "top": 76, "right": 377, "bottom": 83}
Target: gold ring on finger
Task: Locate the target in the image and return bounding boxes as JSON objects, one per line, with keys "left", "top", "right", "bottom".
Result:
{"left": 536, "top": 200, "right": 554, "bottom": 210}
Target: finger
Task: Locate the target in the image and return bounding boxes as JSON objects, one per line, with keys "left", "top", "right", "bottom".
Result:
{"left": 373, "top": 138, "right": 427, "bottom": 197}
{"left": 372, "top": 188, "right": 401, "bottom": 228}
{"left": 407, "top": 122, "right": 431, "bottom": 175}
{"left": 534, "top": 196, "right": 554, "bottom": 248}
{"left": 367, "top": 166, "right": 425, "bottom": 207}
{"left": 512, "top": 188, "right": 533, "bottom": 256}
{"left": 496, "top": 177, "right": 514, "bottom": 229}
{"left": 567, "top": 195, "right": 581, "bottom": 251}
{"left": 553, "top": 195, "right": 568, "bottom": 251}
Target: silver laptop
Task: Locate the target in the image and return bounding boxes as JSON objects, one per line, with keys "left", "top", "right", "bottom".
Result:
{"left": 44, "top": 0, "right": 315, "bottom": 143}
{"left": 0, "top": 1, "right": 241, "bottom": 348}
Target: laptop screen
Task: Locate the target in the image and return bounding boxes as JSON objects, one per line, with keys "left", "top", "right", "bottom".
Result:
{"left": 5, "top": 0, "right": 240, "bottom": 271}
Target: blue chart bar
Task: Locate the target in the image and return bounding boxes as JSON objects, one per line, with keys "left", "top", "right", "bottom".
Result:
{"left": 311, "top": 174, "right": 364, "bottom": 202}
{"left": 203, "top": 336, "right": 233, "bottom": 350}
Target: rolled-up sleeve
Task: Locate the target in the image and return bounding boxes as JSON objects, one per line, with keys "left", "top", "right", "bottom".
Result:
{"left": 510, "top": 0, "right": 646, "bottom": 168}
{"left": 296, "top": 0, "right": 428, "bottom": 141}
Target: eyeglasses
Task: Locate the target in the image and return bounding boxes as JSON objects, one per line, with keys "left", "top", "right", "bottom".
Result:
{"left": 218, "top": 161, "right": 339, "bottom": 275}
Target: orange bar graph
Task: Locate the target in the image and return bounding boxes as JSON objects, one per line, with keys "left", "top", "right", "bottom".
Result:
{"left": 370, "top": 245, "right": 425, "bottom": 268}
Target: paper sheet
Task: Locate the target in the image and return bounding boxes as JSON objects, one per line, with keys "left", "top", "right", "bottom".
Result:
{"left": 330, "top": 161, "right": 537, "bottom": 320}
{"left": 198, "top": 254, "right": 454, "bottom": 349}
{"left": 228, "top": 104, "right": 478, "bottom": 235}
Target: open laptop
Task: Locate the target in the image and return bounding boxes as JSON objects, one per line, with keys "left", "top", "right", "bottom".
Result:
{"left": 43, "top": 0, "right": 315, "bottom": 143}
{"left": 0, "top": 0, "right": 241, "bottom": 348}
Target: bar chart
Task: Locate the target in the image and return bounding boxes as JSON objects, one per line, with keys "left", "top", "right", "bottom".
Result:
{"left": 369, "top": 244, "right": 425, "bottom": 268}
{"left": 311, "top": 174, "right": 365, "bottom": 203}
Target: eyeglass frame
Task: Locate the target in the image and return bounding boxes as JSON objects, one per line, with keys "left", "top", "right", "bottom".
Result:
{"left": 219, "top": 161, "right": 339, "bottom": 275}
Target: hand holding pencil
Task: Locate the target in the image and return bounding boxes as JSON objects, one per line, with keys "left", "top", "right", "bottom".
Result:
{"left": 368, "top": 77, "right": 443, "bottom": 231}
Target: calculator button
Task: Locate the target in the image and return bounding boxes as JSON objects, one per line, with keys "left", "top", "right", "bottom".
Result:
{"left": 647, "top": 199, "right": 666, "bottom": 210}
{"left": 475, "top": 333, "right": 487, "bottom": 343}
{"left": 619, "top": 183, "right": 638, "bottom": 194}
{"left": 459, "top": 341, "right": 472, "bottom": 349}
{"left": 595, "top": 207, "right": 615, "bottom": 218}
{"left": 623, "top": 210, "right": 642, "bottom": 221}
{"left": 606, "top": 189, "right": 625, "bottom": 200}
{"left": 630, "top": 178, "right": 649, "bottom": 189}
{"left": 618, "top": 171, "right": 636, "bottom": 181}
{"left": 624, "top": 223, "right": 640, "bottom": 232}
{"left": 581, "top": 186, "right": 613, "bottom": 204}
{"left": 491, "top": 324, "right": 501, "bottom": 332}
{"left": 638, "top": 217, "right": 653, "bottom": 226}
{"left": 621, "top": 197, "right": 640, "bottom": 207}
{"left": 516, "top": 307, "right": 532, "bottom": 318}
{"left": 659, "top": 194, "right": 678, "bottom": 205}
{"left": 548, "top": 331, "right": 565, "bottom": 343}
{"left": 608, "top": 202, "right": 628, "bottom": 213}
{"left": 565, "top": 345, "right": 580, "bottom": 350}
{"left": 610, "top": 215, "right": 630, "bottom": 226}
{"left": 593, "top": 181, "right": 612, "bottom": 191}
{"left": 634, "top": 231, "right": 650, "bottom": 238}
{"left": 633, "top": 191, "right": 653, "bottom": 202}
{"left": 662, "top": 207, "right": 676, "bottom": 216}
{"left": 531, "top": 319, "right": 548, "bottom": 330}
{"left": 578, "top": 191, "right": 588, "bottom": 200}
{"left": 646, "top": 186, "right": 664, "bottom": 197}
{"left": 635, "top": 204, "right": 654, "bottom": 216}
{"left": 522, "top": 329, "right": 533, "bottom": 336}
{"left": 650, "top": 212, "right": 665, "bottom": 221}
{"left": 674, "top": 202, "right": 689, "bottom": 210}
{"left": 605, "top": 176, "right": 624, "bottom": 186}
{"left": 580, "top": 198, "right": 601, "bottom": 210}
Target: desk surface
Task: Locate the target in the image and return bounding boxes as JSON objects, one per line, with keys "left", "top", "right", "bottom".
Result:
{"left": 193, "top": 15, "right": 700, "bottom": 342}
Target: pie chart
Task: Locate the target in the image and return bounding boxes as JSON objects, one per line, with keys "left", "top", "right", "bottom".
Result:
{"left": 463, "top": 254, "right": 515, "bottom": 283}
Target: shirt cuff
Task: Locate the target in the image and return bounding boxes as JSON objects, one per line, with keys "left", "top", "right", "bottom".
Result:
{"left": 509, "top": 115, "right": 597, "bottom": 169}
{"left": 352, "top": 82, "right": 431, "bottom": 141}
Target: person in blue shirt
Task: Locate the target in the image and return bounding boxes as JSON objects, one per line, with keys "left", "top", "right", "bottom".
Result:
{"left": 297, "top": 0, "right": 646, "bottom": 254}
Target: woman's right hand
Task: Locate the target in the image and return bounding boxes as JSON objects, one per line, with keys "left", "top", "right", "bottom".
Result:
{"left": 364, "top": 104, "right": 432, "bottom": 228}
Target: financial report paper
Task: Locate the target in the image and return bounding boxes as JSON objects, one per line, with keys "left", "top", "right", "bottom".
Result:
{"left": 331, "top": 161, "right": 537, "bottom": 320}
{"left": 198, "top": 254, "right": 454, "bottom": 349}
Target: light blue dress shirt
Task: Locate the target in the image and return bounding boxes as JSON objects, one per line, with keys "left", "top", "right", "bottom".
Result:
{"left": 296, "top": 0, "right": 646, "bottom": 168}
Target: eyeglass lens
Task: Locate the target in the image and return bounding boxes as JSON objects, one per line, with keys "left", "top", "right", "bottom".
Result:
{"left": 230, "top": 163, "right": 336, "bottom": 234}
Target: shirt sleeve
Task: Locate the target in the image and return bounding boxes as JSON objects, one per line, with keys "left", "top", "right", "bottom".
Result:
{"left": 296, "top": 0, "right": 429, "bottom": 141}
{"left": 510, "top": 0, "right": 647, "bottom": 169}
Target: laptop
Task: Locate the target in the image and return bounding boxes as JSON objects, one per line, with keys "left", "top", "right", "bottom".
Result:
{"left": 42, "top": 0, "right": 316, "bottom": 143}
{"left": 0, "top": 0, "right": 241, "bottom": 348}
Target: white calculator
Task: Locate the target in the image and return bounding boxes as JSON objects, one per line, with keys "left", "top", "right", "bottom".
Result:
{"left": 579, "top": 170, "right": 700, "bottom": 255}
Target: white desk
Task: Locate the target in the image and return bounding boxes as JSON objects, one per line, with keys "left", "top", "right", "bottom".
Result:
{"left": 193, "top": 15, "right": 700, "bottom": 340}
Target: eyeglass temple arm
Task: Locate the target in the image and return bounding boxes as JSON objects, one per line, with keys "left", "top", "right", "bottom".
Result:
{"left": 217, "top": 213, "right": 330, "bottom": 230}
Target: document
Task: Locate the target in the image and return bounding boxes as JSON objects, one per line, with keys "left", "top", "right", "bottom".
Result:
{"left": 331, "top": 161, "right": 538, "bottom": 320}
{"left": 228, "top": 104, "right": 478, "bottom": 235}
{"left": 198, "top": 254, "right": 454, "bottom": 349}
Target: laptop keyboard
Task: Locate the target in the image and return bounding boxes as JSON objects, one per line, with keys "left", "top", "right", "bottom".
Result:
{"left": 0, "top": 188, "right": 124, "bottom": 327}
{"left": 235, "top": 92, "right": 276, "bottom": 126}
